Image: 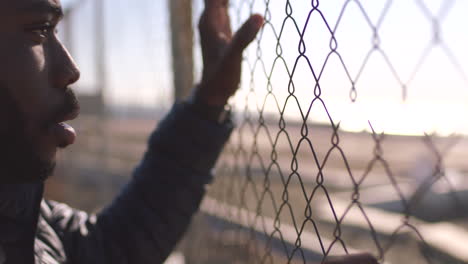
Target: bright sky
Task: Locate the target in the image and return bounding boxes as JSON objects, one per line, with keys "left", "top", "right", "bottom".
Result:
{"left": 229, "top": 0, "right": 468, "bottom": 136}
{"left": 62, "top": 0, "right": 468, "bottom": 136}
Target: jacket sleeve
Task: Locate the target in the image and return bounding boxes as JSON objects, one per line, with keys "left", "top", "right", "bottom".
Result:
{"left": 46, "top": 102, "right": 233, "bottom": 264}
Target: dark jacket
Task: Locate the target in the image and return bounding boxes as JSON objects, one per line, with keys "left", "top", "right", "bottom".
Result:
{"left": 0, "top": 103, "right": 233, "bottom": 264}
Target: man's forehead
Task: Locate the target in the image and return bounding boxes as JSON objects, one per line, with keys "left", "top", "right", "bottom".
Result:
{"left": 1, "top": 0, "right": 62, "bottom": 14}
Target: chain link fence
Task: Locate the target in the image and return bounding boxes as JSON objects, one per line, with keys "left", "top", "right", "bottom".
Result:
{"left": 48, "top": 0, "right": 468, "bottom": 263}
{"left": 184, "top": 0, "right": 468, "bottom": 263}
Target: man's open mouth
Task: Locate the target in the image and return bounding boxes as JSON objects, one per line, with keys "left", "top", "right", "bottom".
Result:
{"left": 49, "top": 104, "right": 80, "bottom": 148}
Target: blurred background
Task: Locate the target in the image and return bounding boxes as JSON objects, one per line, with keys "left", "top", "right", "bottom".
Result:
{"left": 47, "top": 0, "right": 468, "bottom": 263}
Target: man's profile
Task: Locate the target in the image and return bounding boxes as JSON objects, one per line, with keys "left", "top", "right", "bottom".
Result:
{"left": 0, "top": 0, "right": 377, "bottom": 263}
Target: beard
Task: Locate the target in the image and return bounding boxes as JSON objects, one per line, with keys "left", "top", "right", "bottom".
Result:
{"left": 0, "top": 130, "right": 56, "bottom": 183}
{"left": 0, "top": 87, "right": 55, "bottom": 183}
{"left": 0, "top": 87, "right": 78, "bottom": 184}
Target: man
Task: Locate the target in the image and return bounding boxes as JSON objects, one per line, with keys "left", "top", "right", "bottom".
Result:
{"left": 0, "top": 0, "right": 377, "bottom": 263}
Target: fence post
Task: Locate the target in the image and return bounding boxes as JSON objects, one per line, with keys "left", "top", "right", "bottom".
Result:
{"left": 169, "top": 0, "right": 194, "bottom": 102}
{"left": 62, "top": 11, "right": 74, "bottom": 56}
{"left": 94, "top": 0, "right": 110, "bottom": 204}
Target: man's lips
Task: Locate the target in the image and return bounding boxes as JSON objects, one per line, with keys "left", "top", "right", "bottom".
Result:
{"left": 53, "top": 123, "right": 77, "bottom": 148}
{"left": 52, "top": 104, "right": 80, "bottom": 124}
{"left": 49, "top": 105, "right": 80, "bottom": 148}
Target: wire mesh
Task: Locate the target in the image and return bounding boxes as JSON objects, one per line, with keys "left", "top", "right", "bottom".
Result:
{"left": 186, "top": 1, "right": 468, "bottom": 263}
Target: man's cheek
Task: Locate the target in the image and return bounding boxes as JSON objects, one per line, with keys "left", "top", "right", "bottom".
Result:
{"left": 0, "top": 83, "right": 19, "bottom": 128}
{"left": 4, "top": 55, "right": 51, "bottom": 123}
{"left": 0, "top": 82, "right": 48, "bottom": 156}
{"left": 31, "top": 44, "right": 46, "bottom": 71}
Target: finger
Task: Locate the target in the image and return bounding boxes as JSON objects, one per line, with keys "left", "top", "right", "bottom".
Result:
{"left": 229, "top": 14, "right": 264, "bottom": 54}
{"left": 214, "top": 14, "right": 261, "bottom": 82}
{"left": 198, "top": 11, "right": 231, "bottom": 66}
{"left": 204, "top": 0, "right": 229, "bottom": 9}
{"left": 198, "top": 8, "right": 232, "bottom": 41}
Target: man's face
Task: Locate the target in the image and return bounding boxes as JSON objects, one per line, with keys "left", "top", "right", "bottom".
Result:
{"left": 0, "top": 0, "right": 80, "bottom": 183}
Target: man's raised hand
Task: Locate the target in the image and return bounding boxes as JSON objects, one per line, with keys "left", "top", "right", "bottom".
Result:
{"left": 193, "top": 0, "right": 264, "bottom": 107}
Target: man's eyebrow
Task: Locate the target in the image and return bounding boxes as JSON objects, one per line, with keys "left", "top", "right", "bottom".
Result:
{"left": 17, "top": 1, "right": 64, "bottom": 18}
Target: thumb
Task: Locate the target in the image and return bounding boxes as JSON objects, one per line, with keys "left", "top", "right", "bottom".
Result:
{"left": 229, "top": 14, "right": 264, "bottom": 55}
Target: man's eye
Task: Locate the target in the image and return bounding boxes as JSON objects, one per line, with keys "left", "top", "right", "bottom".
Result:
{"left": 27, "top": 22, "right": 57, "bottom": 40}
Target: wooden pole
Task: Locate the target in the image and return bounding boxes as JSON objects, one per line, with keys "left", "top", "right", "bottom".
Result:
{"left": 62, "top": 11, "right": 73, "bottom": 56}
{"left": 95, "top": 0, "right": 107, "bottom": 104}
{"left": 95, "top": 0, "right": 110, "bottom": 203}
{"left": 169, "top": 0, "right": 194, "bottom": 102}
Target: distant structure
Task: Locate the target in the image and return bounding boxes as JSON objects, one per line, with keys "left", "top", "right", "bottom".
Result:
{"left": 169, "top": 0, "right": 194, "bottom": 101}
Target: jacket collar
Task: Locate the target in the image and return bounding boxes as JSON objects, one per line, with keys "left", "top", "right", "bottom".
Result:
{"left": 0, "top": 183, "right": 44, "bottom": 244}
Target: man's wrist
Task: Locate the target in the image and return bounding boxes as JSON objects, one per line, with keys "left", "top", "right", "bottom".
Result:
{"left": 185, "top": 96, "right": 231, "bottom": 124}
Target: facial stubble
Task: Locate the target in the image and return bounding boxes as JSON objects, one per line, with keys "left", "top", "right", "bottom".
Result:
{"left": 0, "top": 86, "right": 55, "bottom": 183}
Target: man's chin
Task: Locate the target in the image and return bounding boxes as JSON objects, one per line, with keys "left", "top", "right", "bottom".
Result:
{"left": 35, "top": 160, "right": 56, "bottom": 182}
{"left": 13, "top": 164, "right": 54, "bottom": 184}
{"left": 0, "top": 155, "right": 56, "bottom": 184}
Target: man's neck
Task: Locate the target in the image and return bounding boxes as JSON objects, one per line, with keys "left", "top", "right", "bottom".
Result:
{"left": 0, "top": 183, "right": 44, "bottom": 243}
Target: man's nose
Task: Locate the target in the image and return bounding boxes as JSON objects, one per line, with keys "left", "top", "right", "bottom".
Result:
{"left": 51, "top": 40, "right": 81, "bottom": 88}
